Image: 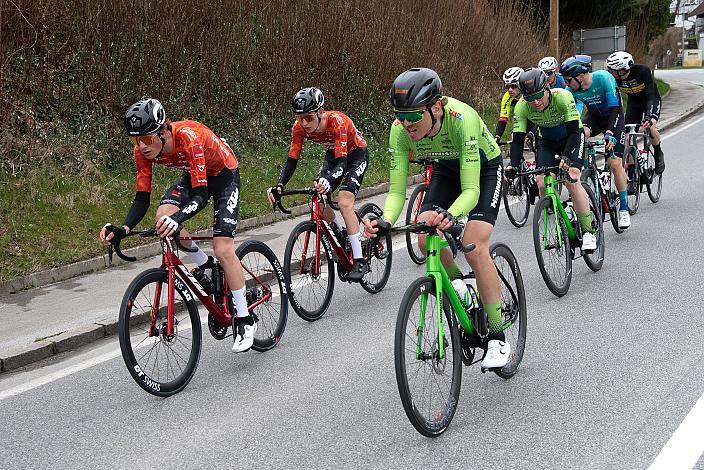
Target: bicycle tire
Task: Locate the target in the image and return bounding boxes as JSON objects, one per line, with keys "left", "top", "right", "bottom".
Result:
{"left": 118, "top": 268, "right": 202, "bottom": 397}
{"left": 394, "top": 276, "right": 462, "bottom": 437}
{"left": 284, "top": 220, "right": 335, "bottom": 322}
{"left": 405, "top": 184, "right": 427, "bottom": 264}
{"left": 490, "top": 243, "right": 527, "bottom": 379}
{"left": 582, "top": 183, "right": 605, "bottom": 272}
{"left": 503, "top": 174, "right": 531, "bottom": 228}
{"left": 358, "top": 203, "right": 392, "bottom": 294}
{"left": 532, "top": 196, "right": 572, "bottom": 297}
{"left": 645, "top": 144, "right": 662, "bottom": 203}
{"left": 606, "top": 171, "right": 625, "bottom": 234}
{"left": 236, "top": 239, "right": 288, "bottom": 352}
{"left": 623, "top": 146, "right": 640, "bottom": 215}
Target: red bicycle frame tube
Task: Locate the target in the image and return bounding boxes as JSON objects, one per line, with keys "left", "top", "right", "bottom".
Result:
{"left": 310, "top": 194, "right": 353, "bottom": 271}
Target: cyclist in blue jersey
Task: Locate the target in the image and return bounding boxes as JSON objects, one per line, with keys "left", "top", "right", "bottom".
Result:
{"left": 538, "top": 56, "right": 566, "bottom": 89}
{"left": 561, "top": 55, "right": 631, "bottom": 229}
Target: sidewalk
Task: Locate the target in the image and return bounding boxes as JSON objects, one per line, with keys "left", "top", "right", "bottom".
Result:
{"left": 1, "top": 78, "right": 703, "bottom": 374}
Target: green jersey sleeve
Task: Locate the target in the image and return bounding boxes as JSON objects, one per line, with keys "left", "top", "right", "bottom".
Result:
{"left": 446, "top": 107, "right": 482, "bottom": 218}
{"left": 512, "top": 99, "right": 529, "bottom": 134}
{"left": 383, "top": 121, "right": 411, "bottom": 224}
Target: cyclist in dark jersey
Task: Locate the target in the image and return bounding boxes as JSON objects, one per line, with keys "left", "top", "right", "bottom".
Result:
{"left": 266, "top": 87, "right": 370, "bottom": 282}
{"left": 99, "top": 99, "right": 257, "bottom": 353}
{"left": 606, "top": 51, "right": 665, "bottom": 174}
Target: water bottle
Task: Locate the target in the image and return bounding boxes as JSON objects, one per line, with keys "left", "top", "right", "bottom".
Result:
{"left": 451, "top": 279, "right": 471, "bottom": 310}
{"left": 638, "top": 150, "right": 648, "bottom": 172}
{"left": 563, "top": 201, "right": 576, "bottom": 223}
{"left": 600, "top": 171, "right": 610, "bottom": 194}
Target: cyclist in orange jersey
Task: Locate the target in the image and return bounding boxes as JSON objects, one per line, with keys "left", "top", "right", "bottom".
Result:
{"left": 99, "top": 98, "right": 256, "bottom": 352}
{"left": 267, "top": 87, "right": 370, "bottom": 282}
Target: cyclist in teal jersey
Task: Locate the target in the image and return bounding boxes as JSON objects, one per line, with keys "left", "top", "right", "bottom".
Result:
{"left": 363, "top": 68, "right": 510, "bottom": 369}
{"left": 505, "top": 68, "right": 596, "bottom": 251}
{"left": 561, "top": 54, "right": 630, "bottom": 229}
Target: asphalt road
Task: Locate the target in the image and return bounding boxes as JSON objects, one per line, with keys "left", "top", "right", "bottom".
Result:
{"left": 1, "top": 100, "right": 703, "bottom": 469}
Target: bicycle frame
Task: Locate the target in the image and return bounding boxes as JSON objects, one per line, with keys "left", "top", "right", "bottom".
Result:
{"left": 409, "top": 160, "right": 435, "bottom": 224}
{"left": 541, "top": 173, "right": 577, "bottom": 247}
{"left": 151, "top": 235, "right": 272, "bottom": 337}
{"left": 299, "top": 194, "right": 354, "bottom": 276}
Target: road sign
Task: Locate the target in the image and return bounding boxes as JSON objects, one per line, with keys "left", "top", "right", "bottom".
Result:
{"left": 666, "top": 50, "right": 672, "bottom": 55}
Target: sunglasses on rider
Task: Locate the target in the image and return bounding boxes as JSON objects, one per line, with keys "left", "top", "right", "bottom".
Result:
{"left": 545, "top": 70, "right": 555, "bottom": 77}
{"left": 296, "top": 114, "right": 317, "bottom": 123}
{"left": 524, "top": 90, "right": 546, "bottom": 102}
{"left": 394, "top": 109, "right": 426, "bottom": 124}
{"left": 505, "top": 84, "right": 519, "bottom": 91}
{"left": 130, "top": 134, "right": 158, "bottom": 146}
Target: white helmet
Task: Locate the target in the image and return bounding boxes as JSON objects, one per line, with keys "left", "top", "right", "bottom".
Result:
{"left": 538, "top": 56, "right": 559, "bottom": 71}
{"left": 606, "top": 51, "right": 634, "bottom": 70}
{"left": 503, "top": 67, "right": 524, "bottom": 85}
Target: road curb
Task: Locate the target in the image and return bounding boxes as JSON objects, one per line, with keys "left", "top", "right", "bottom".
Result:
{"left": 0, "top": 174, "right": 423, "bottom": 297}
{"left": 0, "top": 175, "right": 422, "bottom": 373}
{"left": 657, "top": 83, "right": 704, "bottom": 132}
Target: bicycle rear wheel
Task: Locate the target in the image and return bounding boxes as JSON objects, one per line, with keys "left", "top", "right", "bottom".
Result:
{"left": 119, "top": 268, "right": 202, "bottom": 397}
{"left": 394, "top": 277, "right": 462, "bottom": 437}
{"left": 358, "top": 203, "right": 392, "bottom": 294}
{"left": 623, "top": 146, "right": 640, "bottom": 215}
{"left": 236, "top": 240, "right": 288, "bottom": 352}
{"left": 490, "top": 243, "right": 527, "bottom": 379}
{"left": 284, "top": 221, "right": 335, "bottom": 322}
{"left": 532, "top": 196, "right": 572, "bottom": 297}
{"left": 607, "top": 179, "right": 625, "bottom": 234}
{"left": 405, "top": 184, "right": 427, "bottom": 264}
{"left": 503, "top": 174, "right": 530, "bottom": 227}
{"left": 582, "top": 183, "right": 605, "bottom": 272}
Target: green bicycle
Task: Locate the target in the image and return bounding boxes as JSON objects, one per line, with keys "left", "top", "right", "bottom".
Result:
{"left": 524, "top": 165, "right": 604, "bottom": 297}
{"left": 389, "top": 221, "right": 527, "bottom": 437}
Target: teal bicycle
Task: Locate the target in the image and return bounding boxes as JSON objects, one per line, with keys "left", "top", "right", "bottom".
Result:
{"left": 389, "top": 221, "right": 527, "bottom": 437}
{"left": 523, "top": 164, "right": 604, "bottom": 297}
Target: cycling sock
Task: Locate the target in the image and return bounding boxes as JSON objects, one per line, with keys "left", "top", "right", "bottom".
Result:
{"left": 334, "top": 211, "right": 345, "bottom": 231}
{"left": 185, "top": 243, "right": 209, "bottom": 267}
{"left": 578, "top": 212, "right": 593, "bottom": 233}
{"left": 485, "top": 301, "right": 503, "bottom": 333}
{"left": 230, "top": 287, "right": 249, "bottom": 318}
{"left": 446, "top": 263, "right": 462, "bottom": 281}
{"left": 348, "top": 232, "right": 363, "bottom": 259}
{"left": 619, "top": 191, "right": 628, "bottom": 210}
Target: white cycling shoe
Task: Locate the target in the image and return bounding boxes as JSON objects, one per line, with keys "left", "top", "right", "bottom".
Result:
{"left": 581, "top": 232, "right": 597, "bottom": 252}
{"left": 232, "top": 316, "right": 257, "bottom": 353}
{"left": 618, "top": 210, "right": 631, "bottom": 229}
{"left": 482, "top": 340, "right": 511, "bottom": 369}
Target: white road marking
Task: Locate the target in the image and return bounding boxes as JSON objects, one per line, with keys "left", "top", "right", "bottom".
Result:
{"left": 648, "top": 391, "right": 704, "bottom": 470}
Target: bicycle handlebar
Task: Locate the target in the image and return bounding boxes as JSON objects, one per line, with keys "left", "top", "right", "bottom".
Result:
{"left": 273, "top": 187, "right": 339, "bottom": 214}
{"left": 107, "top": 227, "right": 196, "bottom": 263}
{"left": 388, "top": 221, "right": 476, "bottom": 258}
{"left": 517, "top": 164, "right": 577, "bottom": 183}
{"left": 409, "top": 158, "right": 439, "bottom": 166}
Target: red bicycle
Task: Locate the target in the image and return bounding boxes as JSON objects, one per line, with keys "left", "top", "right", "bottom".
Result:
{"left": 404, "top": 158, "right": 438, "bottom": 265}
{"left": 110, "top": 229, "right": 288, "bottom": 397}
{"left": 274, "top": 188, "right": 392, "bottom": 322}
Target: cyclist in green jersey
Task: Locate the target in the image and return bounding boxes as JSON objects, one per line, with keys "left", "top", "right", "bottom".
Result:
{"left": 505, "top": 68, "right": 596, "bottom": 252}
{"left": 495, "top": 67, "right": 524, "bottom": 142}
{"left": 363, "top": 68, "right": 510, "bottom": 369}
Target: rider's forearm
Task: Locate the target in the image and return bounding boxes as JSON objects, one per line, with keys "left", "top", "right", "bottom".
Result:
{"left": 123, "top": 191, "right": 150, "bottom": 230}
{"left": 495, "top": 120, "right": 507, "bottom": 140}
{"left": 606, "top": 106, "right": 621, "bottom": 134}
{"left": 563, "top": 120, "right": 583, "bottom": 162}
{"left": 170, "top": 186, "right": 209, "bottom": 225}
{"left": 278, "top": 157, "right": 298, "bottom": 187}
{"left": 509, "top": 132, "right": 526, "bottom": 167}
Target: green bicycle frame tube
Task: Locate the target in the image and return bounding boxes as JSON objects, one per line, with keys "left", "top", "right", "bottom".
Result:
{"left": 542, "top": 173, "right": 576, "bottom": 242}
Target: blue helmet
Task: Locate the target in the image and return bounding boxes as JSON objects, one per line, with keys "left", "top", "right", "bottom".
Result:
{"left": 560, "top": 55, "right": 592, "bottom": 78}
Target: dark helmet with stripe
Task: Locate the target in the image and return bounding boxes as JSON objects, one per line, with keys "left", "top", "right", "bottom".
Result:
{"left": 389, "top": 67, "right": 443, "bottom": 110}
{"left": 517, "top": 68, "right": 548, "bottom": 95}
{"left": 560, "top": 55, "right": 593, "bottom": 78}
{"left": 292, "top": 87, "right": 325, "bottom": 114}
{"left": 124, "top": 98, "right": 166, "bottom": 136}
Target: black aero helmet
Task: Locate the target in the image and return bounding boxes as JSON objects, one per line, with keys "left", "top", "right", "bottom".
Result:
{"left": 517, "top": 68, "right": 548, "bottom": 96}
{"left": 124, "top": 98, "right": 166, "bottom": 136}
{"left": 560, "top": 55, "right": 593, "bottom": 78}
{"left": 389, "top": 67, "right": 443, "bottom": 110}
{"left": 292, "top": 87, "right": 325, "bottom": 114}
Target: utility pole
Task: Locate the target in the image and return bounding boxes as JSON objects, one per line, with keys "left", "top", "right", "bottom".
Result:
{"left": 550, "top": 0, "right": 560, "bottom": 58}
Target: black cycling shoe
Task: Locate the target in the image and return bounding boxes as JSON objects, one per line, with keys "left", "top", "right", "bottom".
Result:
{"left": 654, "top": 148, "right": 665, "bottom": 175}
{"left": 346, "top": 258, "right": 369, "bottom": 282}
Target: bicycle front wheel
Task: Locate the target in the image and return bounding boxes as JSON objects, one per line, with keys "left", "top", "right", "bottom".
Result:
{"left": 284, "top": 220, "right": 335, "bottom": 322}
{"left": 582, "top": 183, "right": 605, "bottom": 272}
{"left": 237, "top": 240, "right": 288, "bottom": 352}
{"left": 645, "top": 145, "right": 663, "bottom": 203}
{"left": 118, "top": 268, "right": 202, "bottom": 397}
{"left": 503, "top": 174, "right": 530, "bottom": 227}
{"left": 532, "top": 196, "right": 572, "bottom": 297}
{"left": 490, "top": 243, "right": 527, "bottom": 379}
{"left": 405, "top": 184, "right": 427, "bottom": 264}
{"left": 359, "top": 202, "right": 392, "bottom": 294}
{"left": 394, "top": 277, "right": 462, "bottom": 437}
{"left": 623, "top": 146, "right": 640, "bottom": 215}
